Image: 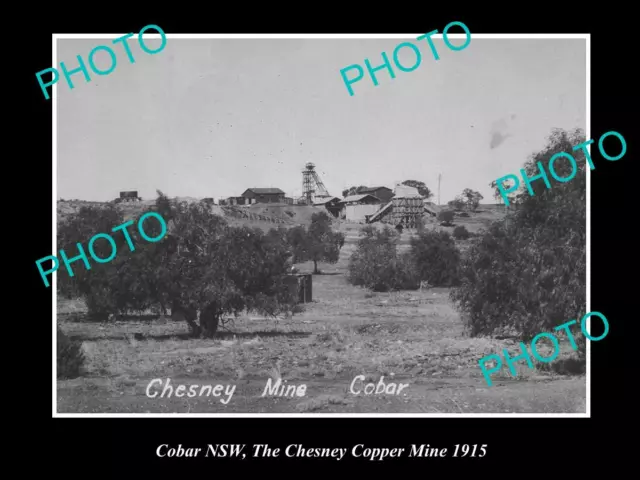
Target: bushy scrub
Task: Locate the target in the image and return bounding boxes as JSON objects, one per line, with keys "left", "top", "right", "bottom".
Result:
{"left": 452, "top": 225, "right": 471, "bottom": 240}
{"left": 450, "top": 128, "right": 587, "bottom": 339}
{"left": 347, "top": 226, "right": 419, "bottom": 291}
{"left": 437, "top": 210, "right": 455, "bottom": 226}
{"left": 286, "top": 212, "right": 345, "bottom": 274}
{"left": 409, "top": 230, "right": 461, "bottom": 287}
{"left": 57, "top": 192, "right": 300, "bottom": 337}
{"left": 57, "top": 327, "right": 84, "bottom": 379}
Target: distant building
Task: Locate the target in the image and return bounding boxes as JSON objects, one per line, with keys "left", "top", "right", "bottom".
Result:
{"left": 241, "top": 188, "right": 286, "bottom": 204}
{"left": 393, "top": 184, "right": 421, "bottom": 198}
{"left": 116, "top": 191, "right": 141, "bottom": 203}
{"left": 358, "top": 186, "right": 394, "bottom": 203}
{"left": 283, "top": 197, "right": 294, "bottom": 205}
{"left": 224, "top": 196, "right": 249, "bottom": 206}
{"left": 338, "top": 194, "right": 382, "bottom": 222}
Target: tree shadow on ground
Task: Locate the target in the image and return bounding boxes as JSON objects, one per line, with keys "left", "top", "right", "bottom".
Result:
{"left": 68, "top": 330, "right": 312, "bottom": 342}
{"left": 59, "top": 313, "right": 166, "bottom": 323}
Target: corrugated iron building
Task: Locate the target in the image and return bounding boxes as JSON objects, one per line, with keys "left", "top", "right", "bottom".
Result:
{"left": 358, "top": 186, "right": 394, "bottom": 203}
{"left": 313, "top": 196, "right": 342, "bottom": 217}
{"left": 241, "top": 188, "right": 286, "bottom": 204}
{"left": 339, "top": 194, "right": 382, "bottom": 222}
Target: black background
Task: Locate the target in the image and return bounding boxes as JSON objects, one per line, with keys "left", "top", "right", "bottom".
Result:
{"left": 15, "top": 5, "right": 631, "bottom": 476}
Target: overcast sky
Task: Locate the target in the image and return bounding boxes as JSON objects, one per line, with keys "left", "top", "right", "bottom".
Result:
{"left": 56, "top": 36, "right": 586, "bottom": 204}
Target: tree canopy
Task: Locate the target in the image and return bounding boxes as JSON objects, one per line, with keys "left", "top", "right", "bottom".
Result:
{"left": 401, "top": 180, "right": 433, "bottom": 199}
{"left": 450, "top": 128, "right": 587, "bottom": 342}
{"left": 287, "top": 211, "right": 345, "bottom": 274}
{"left": 58, "top": 192, "right": 300, "bottom": 337}
{"left": 342, "top": 186, "right": 368, "bottom": 198}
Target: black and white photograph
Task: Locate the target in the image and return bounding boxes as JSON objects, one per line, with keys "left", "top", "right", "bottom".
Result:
{"left": 53, "top": 33, "right": 588, "bottom": 416}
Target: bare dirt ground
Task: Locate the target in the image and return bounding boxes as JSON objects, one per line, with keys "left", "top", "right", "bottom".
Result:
{"left": 57, "top": 212, "right": 586, "bottom": 414}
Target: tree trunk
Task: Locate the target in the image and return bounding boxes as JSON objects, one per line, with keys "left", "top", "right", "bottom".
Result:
{"left": 199, "top": 302, "right": 220, "bottom": 338}
{"left": 313, "top": 260, "right": 318, "bottom": 274}
{"left": 171, "top": 301, "right": 201, "bottom": 337}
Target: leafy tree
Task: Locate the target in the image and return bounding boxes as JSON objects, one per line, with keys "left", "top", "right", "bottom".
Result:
{"left": 437, "top": 210, "right": 455, "bottom": 226}
{"left": 342, "top": 185, "right": 368, "bottom": 198}
{"left": 409, "top": 231, "right": 461, "bottom": 287}
{"left": 449, "top": 189, "right": 483, "bottom": 211}
{"left": 57, "top": 327, "right": 85, "bottom": 379}
{"left": 57, "top": 204, "right": 126, "bottom": 303}
{"left": 461, "top": 188, "right": 484, "bottom": 211}
{"left": 287, "top": 212, "right": 345, "bottom": 274}
{"left": 448, "top": 196, "right": 466, "bottom": 211}
{"left": 489, "top": 179, "right": 517, "bottom": 205}
{"left": 347, "top": 226, "right": 418, "bottom": 291}
{"left": 57, "top": 193, "right": 299, "bottom": 337}
{"left": 452, "top": 225, "right": 471, "bottom": 240}
{"left": 450, "top": 127, "right": 587, "bottom": 347}
{"left": 401, "top": 180, "right": 433, "bottom": 199}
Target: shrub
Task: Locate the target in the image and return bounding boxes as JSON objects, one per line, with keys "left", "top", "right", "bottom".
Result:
{"left": 437, "top": 210, "right": 455, "bottom": 225}
{"left": 448, "top": 197, "right": 466, "bottom": 211}
{"left": 57, "top": 327, "right": 84, "bottom": 379}
{"left": 460, "top": 188, "right": 483, "bottom": 211}
{"left": 347, "top": 226, "right": 418, "bottom": 291}
{"left": 287, "top": 212, "right": 345, "bottom": 273}
{"left": 57, "top": 192, "right": 300, "bottom": 337}
{"left": 409, "top": 231, "right": 461, "bottom": 287}
{"left": 450, "top": 128, "right": 587, "bottom": 339}
{"left": 452, "top": 225, "right": 471, "bottom": 240}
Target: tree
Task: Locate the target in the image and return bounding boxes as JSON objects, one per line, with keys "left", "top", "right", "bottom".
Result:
{"left": 286, "top": 225, "right": 309, "bottom": 264}
{"left": 347, "top": 225, "right": 418, "bottom": 291}
{"left": 461, "top": 188, "right": 483, "bottom": 211}
{"left": 401, "top": 180, "right": 433, "bottom": 200}
{"left": 409, "top": 231, "right": 461, "bottom": 287}
{"left": 437, "top": 210, "right": 455, "bottom": 226}
{"left": 287, "top": 211, "right": 345, "bottom": 274}
{"left": 450, "top": 127, "right": 587, "bottom": 344}
{"left": 448, "top": 196, "right": 466, "bottom": 211}
{"left": 57, "top": 204, "right": 127, "bottom": 304}
{"left": 452, "top": 225, "right": 471, "bottom": 240}
{"left": 342, "top": 185, "right": 368, "bottom": 198}
{"left": 57, "top": 193, "right": 300, "bottom": 337}
{"left": 489, "top": 180, "right": 503, "bottom": 204}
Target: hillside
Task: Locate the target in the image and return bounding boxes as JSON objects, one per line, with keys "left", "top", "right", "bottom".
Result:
{"left": 57, "top": 199, "right": 332, "bottom": 230}
{"left": 57, "top": 199, "right": 507, "bottom": 234}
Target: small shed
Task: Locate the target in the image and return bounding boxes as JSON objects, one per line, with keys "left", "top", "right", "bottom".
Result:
{"left": 119, "top": 191, "right": 141, "bottom": 202}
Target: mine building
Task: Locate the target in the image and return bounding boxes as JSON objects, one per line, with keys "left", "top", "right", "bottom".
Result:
{"left": 338, "top": 194, "right": 382, "bottom": 222}
{"left": 313, "top": 196, "right": 342, "bottom": 217}
{"left": 241, "top": 188, "right": 286, "bottom": 204}
{"left": 116, "top": 191, "right": 141, "bottom": 202}
{"left": 357, "top": 186, "right": 394, "bottom": 204}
